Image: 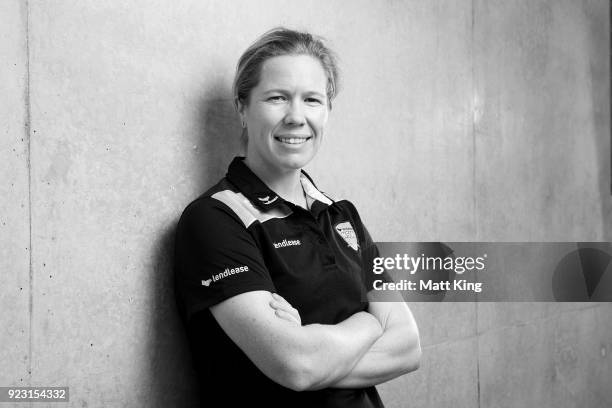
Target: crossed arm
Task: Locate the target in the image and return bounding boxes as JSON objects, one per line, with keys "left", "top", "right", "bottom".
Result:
{"left": 325, "top": 291, "right": 421, "bottom": 388}
{"left": 209, "top": 289, "right": 421, "bottom": 391}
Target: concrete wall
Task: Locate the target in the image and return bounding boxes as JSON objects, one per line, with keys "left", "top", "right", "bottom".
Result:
{"left": 1, "top": 0, "right": 30, "bottom": 394}
{"left": 1, "top": 0, "right": 610, "bottom": 407}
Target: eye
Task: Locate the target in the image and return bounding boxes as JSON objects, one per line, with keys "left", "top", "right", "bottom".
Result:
{"left": 267, "top": 95, "right": 286, "bottom": 102}
{"left": 305, "top": 97, "right": 324, "bottom": 105}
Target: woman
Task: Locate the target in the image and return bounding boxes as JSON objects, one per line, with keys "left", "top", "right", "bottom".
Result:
{"left": 174, "top": 27, "right": 421, "bottom": 408}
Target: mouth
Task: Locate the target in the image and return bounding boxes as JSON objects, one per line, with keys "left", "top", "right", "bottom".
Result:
{"left": 274, "top": 135, "right": 312, "bottom": 145}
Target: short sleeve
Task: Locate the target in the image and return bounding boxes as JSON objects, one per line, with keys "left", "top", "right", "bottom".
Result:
{"left": 359, "top": 223, "right": 394, "bottom": 293}
{"left": 341, "top": 201, "right": 394, "bottom": 293}
{"left": 174, "top": 198, "right": 276, "bottom": 322}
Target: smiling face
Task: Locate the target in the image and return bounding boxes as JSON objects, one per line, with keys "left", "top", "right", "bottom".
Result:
{"left": 238, "top": 54, "right": 330, "bottom": 175}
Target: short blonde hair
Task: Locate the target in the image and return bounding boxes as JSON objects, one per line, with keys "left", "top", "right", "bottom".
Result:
{"left": 232, "top": 27, "right": 340, "bottom": 111}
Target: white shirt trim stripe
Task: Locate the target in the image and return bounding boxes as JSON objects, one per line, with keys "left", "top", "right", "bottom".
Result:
{"left": 212, "top": 190, "right": 293, "bottom": 228}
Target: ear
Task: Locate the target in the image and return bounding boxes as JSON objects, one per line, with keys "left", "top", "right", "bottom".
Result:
{"left": 234, "top": 97, "right": 246, "bottom": 122}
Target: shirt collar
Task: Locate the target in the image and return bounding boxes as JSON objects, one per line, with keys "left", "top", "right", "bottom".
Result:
{"left": 226, "top": 156, "right": 333, "bottom": 211}
{"left": 299, "top": 173, "right": 333, "bottom": 207}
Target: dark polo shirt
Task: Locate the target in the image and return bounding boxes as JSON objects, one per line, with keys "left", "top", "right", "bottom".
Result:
{"left": 174, "top": 157, "right": 390, "bottom": 408}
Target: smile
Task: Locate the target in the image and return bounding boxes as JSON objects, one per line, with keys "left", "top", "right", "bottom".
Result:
{"left": 274, "top": 136, "right": 312, "bottom": 145}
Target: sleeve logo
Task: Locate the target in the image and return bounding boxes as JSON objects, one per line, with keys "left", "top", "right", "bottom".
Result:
{"left": 334, "top": 221, "right": 359, "bottom": 251}
{"left": 202, "top": 265, "right": 249, "bottom": 286}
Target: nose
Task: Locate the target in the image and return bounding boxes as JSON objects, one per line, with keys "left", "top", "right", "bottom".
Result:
{"left": 283, "top": 100, "right": 306, "bottom": 126}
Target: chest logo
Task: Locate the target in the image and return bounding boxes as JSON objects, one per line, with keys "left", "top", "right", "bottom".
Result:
{"left": 257, "top": 195, "right": 278, "bottom": 205}
{"left": 273, "top": 239, "right": 302, "bottom": 248}
{"left": 334, "top": 221, "right": 359, "bottom": 251}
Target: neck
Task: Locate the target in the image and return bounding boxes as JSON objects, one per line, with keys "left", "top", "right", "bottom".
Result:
{"left": 244, "top": 156, "right": 304, "bottom": 205}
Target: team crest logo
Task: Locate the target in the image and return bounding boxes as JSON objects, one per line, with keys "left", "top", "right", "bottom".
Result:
{"left": 334, "top": 222, "right": 359, "bottom": 251}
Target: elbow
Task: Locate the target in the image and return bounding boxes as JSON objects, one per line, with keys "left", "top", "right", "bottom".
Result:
{"left": 280, "top": 356, "right": 319, "bottom": 392}
{"left": 405, "top": 342, "right": 422, "bottom": 373}
{"left": 266, "top": 327, "right": 334, "bottom": 391}
{"left": 262, "top": 350, "right": 318, "bottom": 392}
{"left": 285, "top": 374, "right": 313, "bottom": 392}
{"left": 400, "top": 328, "right": 422, "bottom": 374}
{"left": 284, "top": 352, "right": 340, "bottom": 391}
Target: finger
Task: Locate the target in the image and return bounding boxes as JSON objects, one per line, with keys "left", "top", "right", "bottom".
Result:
{"left": 276, "top": 295, "right": 295, "bottom": 309}
{"left": 270, "top": 301, "right": 299, "bottom": 318}
{"left": 271, "top": 294, "right": 301, "bottom": 323}
{"left": 269, "top": 300, "right": 289, "bottom": 311}
{"left": 270, "top": 300, "right": 301, "bottom": 323}
{"left": 273, "top": 292, "right": 294, "bottom": 305}
{"left": 275, "top": 309, "right": 300, "bottom": 325}
{"left": 272, "top": 293, "right": 290, "bottom": 306}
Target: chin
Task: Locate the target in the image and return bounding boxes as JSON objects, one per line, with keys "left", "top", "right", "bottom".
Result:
{"left": 277, "top": 153, "right": 314, "bottom": 170}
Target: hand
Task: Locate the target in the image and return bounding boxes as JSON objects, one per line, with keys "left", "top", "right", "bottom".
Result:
{"left": 269, "top": 293, "right": 302, "bottom": 326}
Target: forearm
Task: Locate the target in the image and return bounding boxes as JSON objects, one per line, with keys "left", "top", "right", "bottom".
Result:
{"left": 329, "top": 322, "right": 421, "bottom": 388}
{"left": 211, "top": 292, "right": 383, "bottom": 392}
{"left": 298, "top": 311, "right": 383, "bottom": 390}
{"left": 328, "top": 299, "right": 422, "bottom": 389}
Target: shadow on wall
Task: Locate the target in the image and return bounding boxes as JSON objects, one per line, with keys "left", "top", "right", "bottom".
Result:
{"left": 197, "top": 82, "right": 244, "bottom": 190}
{"left": 584, "top": 1, "right": 612, "bottom": 239}
{"left": 145, "top": 81, "right": 241, "bottom": 407}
